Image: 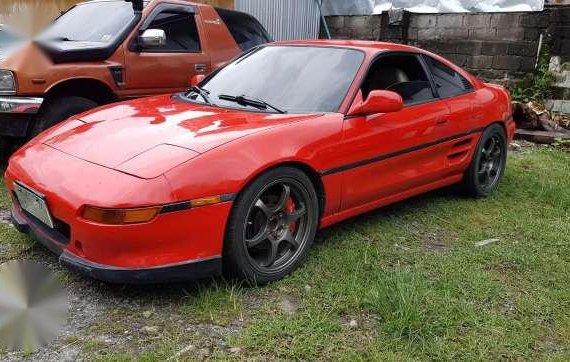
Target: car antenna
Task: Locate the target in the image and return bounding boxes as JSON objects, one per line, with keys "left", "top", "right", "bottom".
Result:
{"left": 125, "top": 0, "right": 144, "bottom": 12}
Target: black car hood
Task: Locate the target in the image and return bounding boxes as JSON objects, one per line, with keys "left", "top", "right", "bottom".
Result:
{"left": 34, "top": 11, "right": 141, "bottom": 64}
{"left": 35, "top": 39, "right": 118, "bottom": 63}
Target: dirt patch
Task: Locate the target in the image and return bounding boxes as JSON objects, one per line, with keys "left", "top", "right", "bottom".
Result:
{"left": 404, "top": 221, "right": 453, "bottom": 252}
{"left": 421, "top": 230, "right": 452, "bottom": 252}
{"left": 339, "top": 314, "right": 378, "bottom": 330}
{"left": 278, "top": 296, "right": 300, "bottom": 315}
{"left": 0, "top": 243, "right": 11, "bottom": 257}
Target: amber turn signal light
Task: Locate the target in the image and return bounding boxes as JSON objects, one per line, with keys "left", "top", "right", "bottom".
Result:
{"left": 190, "top": 195, "right": 222, "bottom": 208}
{"left": 81, "top": 206, "right": 161, "bottom": 225}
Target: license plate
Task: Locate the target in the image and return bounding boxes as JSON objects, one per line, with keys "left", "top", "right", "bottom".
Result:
{"left": 14, "top": 182, "right": 55, "bottom": 228}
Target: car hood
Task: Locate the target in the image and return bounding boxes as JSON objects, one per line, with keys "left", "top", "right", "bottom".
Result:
{"left": 42, "top": 95, "right": 322, "bottom": 178}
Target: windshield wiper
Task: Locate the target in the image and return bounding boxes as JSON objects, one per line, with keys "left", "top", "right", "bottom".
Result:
{"left": 187, "top": 86, "right": 212, "bottom": 105}
{"left": 218, "top": 94, "right": 287, "bottom": 114}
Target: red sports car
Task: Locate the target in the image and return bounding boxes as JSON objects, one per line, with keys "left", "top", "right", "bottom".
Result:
{"left": 5, "top": 40, "right": 515, "bottom": 284}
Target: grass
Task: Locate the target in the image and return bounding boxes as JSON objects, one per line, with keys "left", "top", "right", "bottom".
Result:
{"left": 0, "top": 147, "right": 569, "bottom": 360}
{"left": 0, "top": 176, "right": 35, "bottom": 262}
{"left": 0, "top": 176, "right": 9, "bottom": 209}
{"left": 180, "top": 280, "right": 245, "bottom": 325}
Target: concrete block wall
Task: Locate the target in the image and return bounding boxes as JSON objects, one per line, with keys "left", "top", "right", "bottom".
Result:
{"left": 321, "top": 6, "right": 570, "bottom": 85}
{"left": 408, "top": 12, "right": 550, "bottom": 83}
{"left": 548, "top": 7, "right": 570, "bottom": 112}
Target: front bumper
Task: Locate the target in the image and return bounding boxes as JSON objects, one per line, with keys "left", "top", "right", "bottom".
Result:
{"left": 0, "top": 96, "right": 43, "bottom": 137}
{"left": 0, "top": 96, "right": 43, "bottom": 114}
{"left": 11, "top": 204, "right": 222, "bottom": 284}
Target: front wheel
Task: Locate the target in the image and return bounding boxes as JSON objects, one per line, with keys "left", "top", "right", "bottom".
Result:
{"left": 0, "top": 137, "right": 10, "bottom": 162}
{"left": 31, "top": 96, "right": 98, "bottom": 137}
{"left": 461, "top": 124, "right": 507, "bottom": 197}
{"left": 223, "top": 167, "right": 319, "bottom": 284}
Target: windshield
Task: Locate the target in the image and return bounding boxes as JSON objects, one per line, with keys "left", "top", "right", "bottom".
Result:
{"left": 195, "top": 46, "right": 365, "bottom": 113}
{"left": 38, "top": 1, "right": 136, "bottom": 43}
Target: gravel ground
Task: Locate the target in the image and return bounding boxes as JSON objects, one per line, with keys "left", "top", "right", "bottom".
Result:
{"left": 0, "top": 208, "right": 11, "bottom": 225}
{"left": 0, "top": 219, "right": 248, "bottom": 361}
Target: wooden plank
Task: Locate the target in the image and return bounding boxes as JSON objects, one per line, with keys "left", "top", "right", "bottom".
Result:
{"left": 515, "top": 129, "right": 570, "bottom": 144}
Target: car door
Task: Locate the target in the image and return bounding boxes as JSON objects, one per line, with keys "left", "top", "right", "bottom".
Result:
{"left": 123, "top": 3, "right": 211, "bottom": 96}
{"left": 336, "top": 53, "right": 452, "bottom": 211}
{"left": 422, "top": 54, "right": 482, "bottom": 175}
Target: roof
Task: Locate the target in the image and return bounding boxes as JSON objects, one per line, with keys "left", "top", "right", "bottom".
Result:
{"left": 272, "top": 39, "right": 423, "bottom": 54}
{"left": 269, "top": 39, "right": 482, "bottom": 87}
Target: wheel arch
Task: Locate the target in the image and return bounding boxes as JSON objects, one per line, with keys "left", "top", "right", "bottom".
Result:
{"left": 487, "top": 120, "right": 508, "bottom": 136}
{"left": 43, "top": 78, "right": 118, "bottom": 106}
{"left": 472, "top": 121, "right": 508, "bottom": 155}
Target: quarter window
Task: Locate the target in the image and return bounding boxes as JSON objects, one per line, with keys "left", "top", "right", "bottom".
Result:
{"left": 424, "top": 56, "right": 473, "bottom": 98}
{"left": 143, "top": 10, "right": 201, "bottom": 52}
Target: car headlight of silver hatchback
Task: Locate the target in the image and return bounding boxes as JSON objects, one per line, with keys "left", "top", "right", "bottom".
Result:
{"left": 0, "top": 70, "right": 16, "bottom": 94}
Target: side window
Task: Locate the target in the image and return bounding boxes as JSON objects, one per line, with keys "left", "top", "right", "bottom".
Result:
{"left": 361, "top": 54, "right": 435, "bottom": 105}
{"left": 216, "top": 8, "right": 270, "bottom": 51}
{"left": 144, "top": 10, "right": 201, "bottom": 52}
{"left": 424, "top": 55, "right": 473, "bottom": 98}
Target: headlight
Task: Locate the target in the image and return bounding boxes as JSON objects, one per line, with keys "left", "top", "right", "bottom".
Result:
{"left": 0, "top": 70, "right": 16, "bottom": 94}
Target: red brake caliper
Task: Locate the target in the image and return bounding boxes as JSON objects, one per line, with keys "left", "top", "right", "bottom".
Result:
{"left": 286, "top": 198, "right": 297, "bottom": 232}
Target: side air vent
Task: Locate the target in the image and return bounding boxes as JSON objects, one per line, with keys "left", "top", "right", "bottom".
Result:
{"left": 447, "top": 137, "right": 474, "bottom": 165}
{"left": 109, "top": 66, "right": 125, "bottom": 87}
{"left": 453, "top": 138, "right": 473, "bottom": 148}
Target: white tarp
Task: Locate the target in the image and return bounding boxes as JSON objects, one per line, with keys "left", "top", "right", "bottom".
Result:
{"left": 321, "top": 0, "right": 545, "bottom": 15}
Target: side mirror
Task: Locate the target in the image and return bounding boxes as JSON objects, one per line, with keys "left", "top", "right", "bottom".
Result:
{"left": 138, "top": 29, "right": 166, "bottom": 49}
{"left": 348, "top": 90, "right": 404, "bottom": 116}
{"left": 190, "top": 74, "right": 206, "bottom": 87}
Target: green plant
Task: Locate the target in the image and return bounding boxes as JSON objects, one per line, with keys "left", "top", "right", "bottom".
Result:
{"left": 510, "top": 45, "right": 556, "bottom": 103}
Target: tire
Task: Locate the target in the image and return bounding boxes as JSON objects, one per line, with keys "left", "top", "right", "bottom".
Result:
{"left": 0, "top": 137, "right": 19, "bottom": 162}
{"left": 223, "top": 167, "right": 319, "bottom": 284}
{"left": 461, "top": 124, "right": 507, "bottom": 197}
{"left": 31, "top": 96, "right": 98, "bottom": 136}
{"left": 0, "top": 137, "right": 9, "bottom": 162}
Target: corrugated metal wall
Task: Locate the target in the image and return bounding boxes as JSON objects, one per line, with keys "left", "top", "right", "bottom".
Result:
{"left": 236, "top": 0, "right": 320, "bottom": 41}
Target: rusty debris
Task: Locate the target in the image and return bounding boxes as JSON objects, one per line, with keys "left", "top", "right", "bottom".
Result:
{"left": 512, "top": 101, "right": 570, "bottom": 133}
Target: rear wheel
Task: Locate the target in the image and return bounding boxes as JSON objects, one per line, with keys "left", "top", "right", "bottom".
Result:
{"left": 223, "top": 167, "right": 319, "bottom": 284}
{"left": 461, "top": 124, "right": 507, "bottom": 197}
{"left": 31, "top": 96, "right": 98, "bottom": 136}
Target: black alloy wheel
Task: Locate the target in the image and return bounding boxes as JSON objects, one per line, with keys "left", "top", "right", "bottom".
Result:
{"left": 462, "top": 124, "right": 507, "bottom": 197}
{"left": 477, "top": 134, "right": 504, "bottom": 191}
{"left": 224, "top": 167, "right": 319, "bottom": 284}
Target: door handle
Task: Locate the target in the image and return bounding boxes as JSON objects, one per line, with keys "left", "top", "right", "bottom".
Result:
{"left": 194, "top": 63, "right": 207, "bottom": 73}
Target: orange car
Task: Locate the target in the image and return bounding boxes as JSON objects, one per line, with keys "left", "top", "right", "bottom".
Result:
{"left": 0, "top": 0, "right": 270, "bottom": 149}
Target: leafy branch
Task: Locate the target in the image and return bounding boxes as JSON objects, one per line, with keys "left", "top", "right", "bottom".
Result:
{"left": 509, "top": 45, "right": 556, "bottom": 103}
